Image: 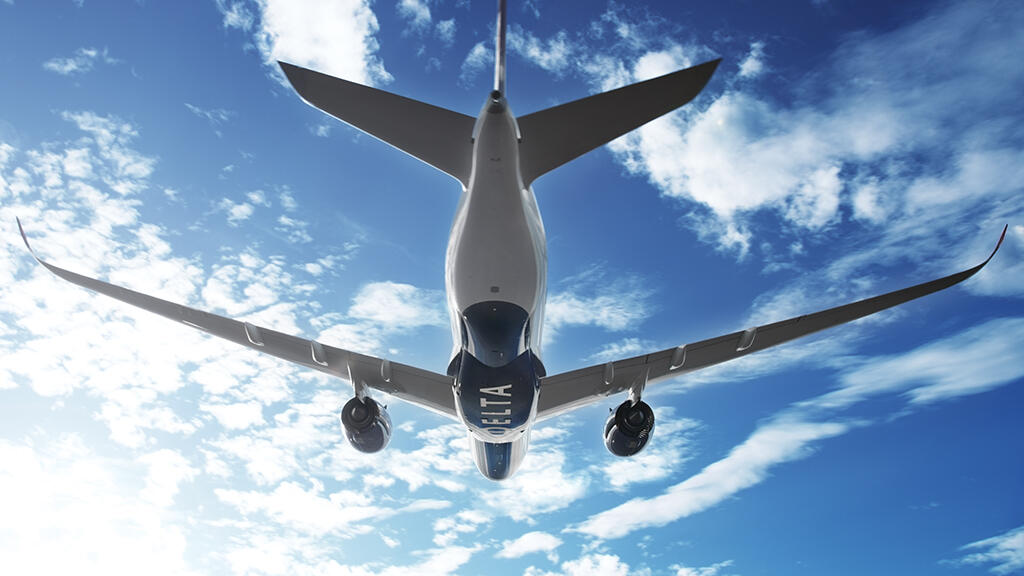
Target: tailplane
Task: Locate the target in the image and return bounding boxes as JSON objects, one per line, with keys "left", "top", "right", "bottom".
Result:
{"left": 516, "top": 58, "right": 721, "bottom": 187}
{"left": 279, "top": 62, "right": 476, "bottom": 186}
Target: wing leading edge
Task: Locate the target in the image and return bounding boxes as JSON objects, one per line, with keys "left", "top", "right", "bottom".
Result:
{"left": 16, "top": 219, "right": 458, "bottom": 419}
{"left": 536, "top": 226, "right": 1008, "bottom": 421}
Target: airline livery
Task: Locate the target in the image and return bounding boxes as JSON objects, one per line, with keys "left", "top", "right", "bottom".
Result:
{"left": 18, "top": 1, "right": 1005, "bottom": 480}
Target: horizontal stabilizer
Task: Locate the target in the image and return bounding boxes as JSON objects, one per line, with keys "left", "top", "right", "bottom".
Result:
{"left": 516, "top": 58, "right": 721, "bottom": 187}
{"left": 279, "top": 62, "right": 477, "bottom": 186}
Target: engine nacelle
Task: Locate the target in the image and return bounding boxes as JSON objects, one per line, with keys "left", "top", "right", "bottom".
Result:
{"left": 604, "top": 399, "right": 655, "bottom": 457}
{"left": 340, "top": 397, "right": 392, "bottom": 453}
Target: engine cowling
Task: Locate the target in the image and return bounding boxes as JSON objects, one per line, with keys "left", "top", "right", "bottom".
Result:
{"left": 604, "top": 399, "right": 655, "bottom": 457}
{"left": 340, "top": 397, "right": 392, "bottom": 453}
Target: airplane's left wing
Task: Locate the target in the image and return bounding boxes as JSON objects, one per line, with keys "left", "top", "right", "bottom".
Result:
{"left": 536, "top": 227, "right": 1007, "bottom": 421}
{"left": 16, "top": 219, "right": 458, "bottom": 419}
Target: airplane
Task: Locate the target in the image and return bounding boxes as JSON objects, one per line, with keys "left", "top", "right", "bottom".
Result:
{"left": 18, "top": 0, "right": 1006, "bottom": 480}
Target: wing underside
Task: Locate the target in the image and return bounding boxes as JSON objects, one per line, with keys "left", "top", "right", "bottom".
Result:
{"left": 17, "top": 219, "right": 458, "bottom": 419}
{"left": 536, "top": 227, "right": 1008, "bottom": 421}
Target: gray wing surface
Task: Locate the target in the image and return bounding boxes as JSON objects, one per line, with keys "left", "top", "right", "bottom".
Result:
{"left": 536, "top": 227, "right": 1007, "bottom": 421}
{"left": 17, "top": 219, "right": 458, "bottom": 419}
{"left": 516, "top": 59, "right": 720, "bottom": 188}
{"left": 279, "top": 62, "right": 476, "bottom": 187}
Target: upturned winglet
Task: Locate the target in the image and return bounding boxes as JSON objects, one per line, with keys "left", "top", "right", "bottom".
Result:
{"left": 16, "top": 217, "right": 41, "bottom": 263}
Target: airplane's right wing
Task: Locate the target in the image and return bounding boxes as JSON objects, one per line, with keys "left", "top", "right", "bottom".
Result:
{"left": 17, "top": 219, "right": 458, "bottom": 420}
{"left": 279, "top": 62, "right": 477, "bottom": 187}
{"left": 536, "top": 227, "right": 1007, "bottom": 421}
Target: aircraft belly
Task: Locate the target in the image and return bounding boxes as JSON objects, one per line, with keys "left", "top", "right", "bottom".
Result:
{"left": 447, "top": 180, "right": 545, "bottom": 316}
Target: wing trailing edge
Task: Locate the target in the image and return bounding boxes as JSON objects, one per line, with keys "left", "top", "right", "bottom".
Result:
{"left": 279, "top": 61, "right": 477, "bottom": 187}
{"left": 516, "top": 58, "right": 721, "bottom": 187}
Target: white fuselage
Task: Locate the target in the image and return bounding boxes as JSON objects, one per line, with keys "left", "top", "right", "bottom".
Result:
{"left": 444, "top": 94, "right": 547, "bottom": 478}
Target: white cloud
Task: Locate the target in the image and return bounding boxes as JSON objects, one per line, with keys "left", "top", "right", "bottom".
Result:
{"left": 460, "top": 42, "right": 492, "bottom": 86}
{"left": 496, "top": 531, "right": 562, "bottom": 561}
{"left": 955, "top": 525, "right": 1024, "bottom": 575}
{"left": 812, "top": 317, "right": 1024, "bottom": 409}
{"left": 483, "top": 444, "right": 589, "bottom": 522}
{"left": 309, "top": 122, "right": 332, "bottom": 137}
{"left": 185, "top": 103, "right": 235, "bottom": 137}
{"left": 674, "top": 559, "right": 735, "bottom": 576}
{"left": 275, "top": 214, "right": 313, "bottom": 243}
{"left": 217, "top": 197, "right": 255, "bottom": 225}
{"left": 551, "top": 1, "right": 1024, "bottom": 261}
{"left": 527, "top": 553, "right": 634, "bottom": 576}
{"left": 546, "top": 267, "right": 653, "bottom": 341}
{"left": 202, "top": 400, "right": 266, "bottom": 429}
{"left": 573, "top": 418, "right": 848, "bottom": 539}
{"left": 509, "top": 27, "right": 573, "bottom": 76}
{"left": 216, "top": 481, "right": 386, "bottom": 537}
{"left": 43, "top": 47, "right": 118, "bottom": 76}
{"left": 278, "top": 188, "right": 298, "bottom": 210}
{"left": 737, "top": 41, "right": 765, "bottom": 79}
{"left": 397, "top": 0, "right": 431, "bottom": 31}
{"left": 0, "top": 436, "right": 197, "bottom": 576}
{"left": 585, "top": 336, "right": 656, "bottom": 363}
{"left": 138, "top": 449, "right": 198, "bottom": 508}
{"left": 216, "top": 0, "right": 255, "bottom": 30}
{"left": 433, "top": 509, "right": 490, "bottom": 547}
{"left": 219, "top": 0, "right": 392, "bottom": 86}
{"left": 437, "top": 18, "right": 456, "bottom": 45}
{"left": 575, "top": 312, "right": 1024, "bottom": 541}
{"left": 348, "top": 281, "right": 446, "bottom": 329}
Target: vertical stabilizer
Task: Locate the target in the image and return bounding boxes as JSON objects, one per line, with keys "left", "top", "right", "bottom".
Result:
{"left": 494, "top": 0, "right": 507, "bottom": 94}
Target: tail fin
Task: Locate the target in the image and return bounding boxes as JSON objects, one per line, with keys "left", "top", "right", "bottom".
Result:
{"left": 279, "top": 62, "right": 476, "bottom": 186}
{"left": 494, "top": 0, "right": 507, "bottom": 94}
{"left": 516, "top": 58, "right": 721, "bottom": 187}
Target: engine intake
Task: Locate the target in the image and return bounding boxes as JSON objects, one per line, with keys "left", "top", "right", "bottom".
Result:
{"left": 340, "top": 397, "right": 392, "bottom": 453}
{"left": 604, "top": 399, "right": 655, "bottom": 457}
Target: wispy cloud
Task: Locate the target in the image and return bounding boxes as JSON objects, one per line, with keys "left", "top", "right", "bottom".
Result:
{"left": 526, "top": 552, "right": 634, "bottom": 576}
{"left": 508, "top": 26, "right": 573, "bottom": 76}
{"left": 437, "top": 18, "right": 456, "bottom": 46}
{"left": 545, "top": 266, "right": 654, "bottom": 343}
{"left": 814, "top": 317, "right": 1024, "bottom": 409}
{"left": 674, "top": 559, "right": 735, "bottom": 576}
{"left": 43, "top": 47, "right": 118, "bottom": 76}
{"left": 184, "top": 102, "right": 236, "bottom": 137}
{"left": 737, "top": 41, "right": 766, "bottom": 79}
{"left": 460, "top": 41, "right": 492, "bottom": 87}
{"left": 953, "top": 524, "right": 1024, "bottom": 575}
{"left": 573, "top": 417, "right": 848, "bottom": 539}
{"left": 397, "top": 0, "right": 431, "bottom": 32}
{"left": 575, "top": 313, "right": 1024, "bottom": 540}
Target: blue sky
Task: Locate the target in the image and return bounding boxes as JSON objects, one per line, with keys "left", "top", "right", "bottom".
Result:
{"left": 1, "top": 0, "right": 1023, "bottom": 574}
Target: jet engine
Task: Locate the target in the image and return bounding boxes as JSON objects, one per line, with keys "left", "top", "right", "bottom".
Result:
{"left": 604, "top": 399, "right": 655, "bottom": 457}
{"left": 340, "top": 397, "right": 392, "bottom": 453}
